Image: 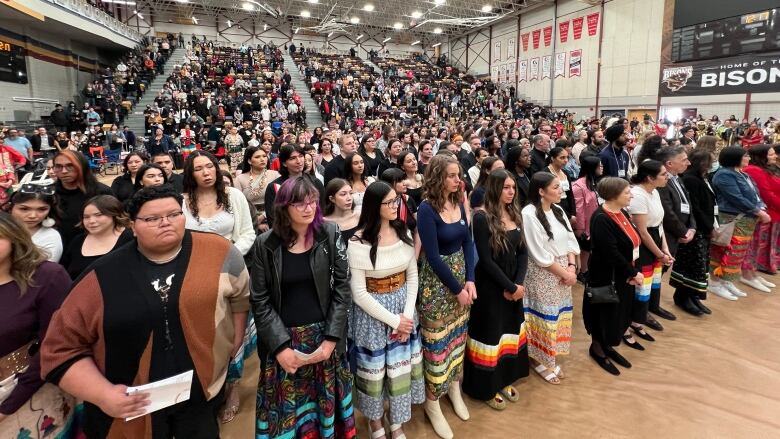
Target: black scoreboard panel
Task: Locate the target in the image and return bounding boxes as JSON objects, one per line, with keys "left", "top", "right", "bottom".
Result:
{"left": 671, "top": 8, "right": 780, "bottom": 63}
{"left": 0, "top": 42, "right": 27, "bottom": 84}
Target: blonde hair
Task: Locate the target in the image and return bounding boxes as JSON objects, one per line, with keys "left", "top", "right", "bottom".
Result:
{"left": 0, "top": 213, "right": 45, "bottom": 295}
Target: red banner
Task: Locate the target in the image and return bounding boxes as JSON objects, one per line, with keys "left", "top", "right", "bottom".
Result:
{"left": 587, "top": 12, "right": 600, "bottom": 36}
{"left": 521, "top": 33, "right": 529, "bottom": 51}
{"left": 558, "top": 20, "right": 570, "bottom": 43}
{"left": 543, "top": 26, "right": 552, "bottom": 47}
{"left": 572, "top": 16, "right": 584, "bottom": 40}
{"left": 532, "top": 29, "right": 541, "bottom": 49}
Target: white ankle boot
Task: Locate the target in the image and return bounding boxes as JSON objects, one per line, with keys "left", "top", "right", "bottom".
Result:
{"left": 447, "top": 381, "right": 470, "bottom": 421}
{"left": 424, "top": 399, "right": 453, "bottom": 439}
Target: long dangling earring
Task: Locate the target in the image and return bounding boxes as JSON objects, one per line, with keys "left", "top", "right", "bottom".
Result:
{"left": 42, "top": 217, "right": 55, "bottom": 227}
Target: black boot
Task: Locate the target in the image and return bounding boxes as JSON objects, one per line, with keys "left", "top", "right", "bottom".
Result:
{"left": 676, "top": 297, "right": 704, "bottom": 317}
{"left": 691, "top": 297, "right": 712, "bottom": 314}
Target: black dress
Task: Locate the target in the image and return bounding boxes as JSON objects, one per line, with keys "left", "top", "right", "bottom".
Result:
{"left": 463, "top": 211, "right": 529, "bottom": 401}
{"left": 61, "top": 229, "right": 135, "bottom": 279}
{"left": 110, "top": 173, "right": 135, "bottom": 202}
{"left": 583, "top": 208, "right": 640, "bottom": 347}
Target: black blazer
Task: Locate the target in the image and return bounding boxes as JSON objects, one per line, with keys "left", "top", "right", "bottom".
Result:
{"left": 529, "top": 148, "right": 547, "bottom": 176}
{"left": 588, "top": 207, "right": 640, "bottom": 287}
{"left": 250, "top": 222, "right": 351, "bottom": 357}
{"left": 658, "top": 175, "right": 696, "bottom": 255}
{"left": 30, "top": 134, "right": 55, "bottom": 152}
{"left": 681, "top": 170, "right": 717, "bottom": 237}
{"left": 510, "top": 169, "right": 531, "bottom": 207}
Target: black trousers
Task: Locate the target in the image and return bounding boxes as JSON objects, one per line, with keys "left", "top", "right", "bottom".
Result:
{"left": 151, "top": 382, "right": 225, "bottom": 439}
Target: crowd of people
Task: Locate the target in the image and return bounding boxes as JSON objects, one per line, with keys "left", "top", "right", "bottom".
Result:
{"left": 1, "top": 40, "right": 780, "bottom": 439}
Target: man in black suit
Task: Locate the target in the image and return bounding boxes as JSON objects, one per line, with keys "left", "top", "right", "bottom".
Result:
{"left": 30, "top": 127, "right": 56, "bottom": 157}
{"left": 323, "top": 133, "right": 357, "bottom": 185}
{"left": 529, "top": 134, "right": 550, "bottom": 175}
{"left": 656, "top": 145, "right": 696, "bottom": 321}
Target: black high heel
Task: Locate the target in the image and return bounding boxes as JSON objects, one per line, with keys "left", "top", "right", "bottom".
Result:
{"left": 589, "top": 346, "right": 620, "bottom": 375}
{"left": 622, "top": 335, "right": 645, "bottom": 351}
{"left": 631, "top": 325, "right": 656, "bottom": 342}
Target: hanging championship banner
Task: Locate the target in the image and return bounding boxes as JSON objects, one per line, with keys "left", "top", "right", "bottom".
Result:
{"left": 530, "top": 57, "right": 540, "bottom": 80}
{"left": 507, "top": 38, "right": 515, "bottom": 59}
{"left": 659, "top": 52, "right": 780, "bottom": 97}
{"left": 587, "top": 12, "right": 600, "bottom": 36}
{"left": 569, "top": 49, "right": 582, "bottom": 77}
{"left": 494, "top": 41, "right": 501, "bottom": 61}
{"left": 508, "top": 62, "right": 516, "bottom": 77}
{"left": 532, "top": 29, "right": 541, "bottom": 49}
{"left": 491, "top": 66, "right": 499, "bottom": 81}
{"left": 572, "top": 16, "right": 584, "bottom": 40}
{"left": 559, "top": 20, "right": 570, "bottom": 43}
{"left": 543, "top": 26, "right": 553, "bottom": 47}
{"left": 521, "top": 33, "right": 529, "bottom": 51}
{"left": 542, "top": 55, "right": 551, "bottom": 79}
{"left": 500, "top": 64, "right": 507, "bottom": 83}
{"left": 554, "top": 52, "right": 566, "bottom": 77}
{"left": 519, "top": 59, "right": 528, "bottom": 82}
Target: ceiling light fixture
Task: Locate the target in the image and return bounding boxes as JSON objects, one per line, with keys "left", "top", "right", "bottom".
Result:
{"left": 433, "top": 27, "right": 442, "bottom": 34}
{"left": 242, "top": 2, "right": 254, "bottom": 10}
{"left": 350, "top": 16, "right": 360, "bottom": 24}
{"left": 434, "top": 0, "right": 445, "bottom": 5}
{"left": 174, "top": 0, "right": 188, "bottom": 3}
{"left": 263, "top": 23, "right": 268, "bottom": 30}
{"left": 226, "top": 20, "right": 232, "bottom": 27}
{"left": 481, "top": 5, "right": 492, "bottom": 12}
{"left": 411, "top": 11, "right": 422, "bottom": 19}
{"left": 411, "top": 40, "right": 420, "bottom": 45}
{"left": 432, "top": 42, "right": 441, "bottom": 47}
{"left": 301, "top": 10, "right": 311, "bottom": 17}
{"left": 393, "top": 22, "right": 402, "bottom": 29}
{"left": 363, "top": 4, "right": 374, "bottom": 12}
{"left": 100, "top": 0, "right": 136, "bottom": 5}
{"left": 328, "top": 32, "right": 334, "bottom": 37}
{"left": 357, "top": 34, "right": 364, "bottom": 40}
{"left": 191, "top": 16, "right": 198, "bottom": 24}
{"left": 295, "top": 27, "right": 300, "bottom": 34}
{"left": 137, "top": 12, "right": 144, "bottom": 18}
{"left": 382, "top": 37, "right": 391, "bottom": 43}
{"left": 307, "top": 0, "right": 319, "bottom": 3}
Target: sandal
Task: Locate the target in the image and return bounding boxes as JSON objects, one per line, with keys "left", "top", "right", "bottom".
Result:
{"left": 389, "top": 422, "right": 406, "bottom": 439}
{"left": 485, "top": 393, "right": 507, "bottom": 410}
{"left": 499, "top": 385, "right": 520, "bottom": 402}
{"left": 368, "top": 420, "right": 387, "bottom": 439}
{"left": 553, "top": 365, "right": 565, "bottom": 379}
{"left": 533, "top": 363, "right": 561, "bottom": 385}
{"left": 218, "top": 383, "right": 240, "bottom": 423}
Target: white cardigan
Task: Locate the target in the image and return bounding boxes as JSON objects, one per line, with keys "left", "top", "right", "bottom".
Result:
{"left": 348, "top": 238, "right": 418, "bottom": 330}
{"left": 184, "top": 186, "right": 256, "bottom": 256}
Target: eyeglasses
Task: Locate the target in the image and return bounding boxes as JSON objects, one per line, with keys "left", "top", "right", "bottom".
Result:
{"left": 135, "top": 211, "right": 184, "bottom": 226}
{"left": 381, "top": 196, "right": 402, "bottom": 208}
{"left": 291, "top": 199, "right": 318, "bottom": 211}
{"left": 19, "top": 183, "right": 55, "bottom": 196}
{"left": 53, "top": 164, "right": 76, "bottom": 172}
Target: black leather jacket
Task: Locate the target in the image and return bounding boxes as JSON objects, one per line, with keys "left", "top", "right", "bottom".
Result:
{"left": 250, "top": 222, "right": 351, "bottom": 358}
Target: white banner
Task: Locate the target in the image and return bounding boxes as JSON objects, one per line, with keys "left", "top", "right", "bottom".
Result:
{"left": 519, "top": 59, "right": 528, "bottom": 82}
{"left": 554, "top": 52, "right": 566, "bottom": 77}
{"left": 542, "top": 55, "right": 551, "bottom": 79}
{"left": 530, "top": 57, "right": 539, "bottom": 80}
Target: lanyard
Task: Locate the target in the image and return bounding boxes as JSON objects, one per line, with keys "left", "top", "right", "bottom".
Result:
{"left": 611, "top": 146, "right": 626, "bottom": 173}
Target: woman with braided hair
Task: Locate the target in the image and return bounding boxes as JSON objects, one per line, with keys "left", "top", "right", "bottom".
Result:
{"left": 521, "top": 172, "right": 580, "bottom": 385}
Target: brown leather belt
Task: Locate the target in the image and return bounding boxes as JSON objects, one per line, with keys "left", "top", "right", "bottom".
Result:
{"left": 366, "top": 271, "right": 406, "bottom": 294}
{"left": 0, "top": 341, "right": 34, "bottom": 381}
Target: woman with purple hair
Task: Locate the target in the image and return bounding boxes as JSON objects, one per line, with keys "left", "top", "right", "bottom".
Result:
{"left": 250, "top": 177, "right": 357, "bottom": 439}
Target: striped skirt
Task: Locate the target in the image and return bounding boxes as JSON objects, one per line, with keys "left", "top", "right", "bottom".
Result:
{"left": 255, "top": 322, "right": 357, "bottom": 439}
{"left": 523, "top": 256, "right": 573, "bottom": 369}
{"left": 743, "top": 221, "right": 780, "bottom": 274}
{"left": 634, "top": 227, "right": 662, "bottom": 323}
{"left": 418, "top": 251, "right": 470, "bottom": 399}
{"left": 710, "top": 213, "right": 757, "bottom": 282}
{"left": 350, "top": 282, "right": 425, "bottom": 424}
{"left": 226, "top": 314, "right": 258, "bottom": 382}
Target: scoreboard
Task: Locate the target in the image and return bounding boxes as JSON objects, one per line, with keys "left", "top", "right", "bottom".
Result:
{"left": 0, "top": 40, "right": 27, "bottom": 84}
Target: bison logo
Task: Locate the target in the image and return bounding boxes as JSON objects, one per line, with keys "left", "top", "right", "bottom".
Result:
{"left": 661, "top": 66, "right": 693, "bottom": 92}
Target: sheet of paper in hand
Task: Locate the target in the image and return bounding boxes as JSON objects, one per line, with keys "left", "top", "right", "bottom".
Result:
{"left": 125, "top": 370, "right": 194, "bottom": 421}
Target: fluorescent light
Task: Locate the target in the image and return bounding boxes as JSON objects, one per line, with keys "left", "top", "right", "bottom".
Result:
{"left": 481, "top": 4, "right": 492, "bottom": 12}
{"left": 174, "top": 0, "right": 188, "bottom": 3}
{"left": 137, "top": 13, "right": 144, "bottom": 18}
{"left": 307, "top": 0, "right": 319, "bottom": 3}
{"left": 101, "top": 0, "right": 136, "bottom": 5}
{"left": 434, "top": 0, "right": 445, "bottom": 5}
{"left": 242, "top": 2, "right": 254, "bottom": 10}
{"left": 295, "top": 27, "right": 300, "bottom": 34}
{"left": 411, "top": 11, "right": 422, "bottom": 19}
{"left": 328, "top": 32, "right": 333, "bottom": 37}
{"left": 301, "top": 10, "right": 311, "bottom": 17}
{"left": 263, "top": 23, "right": 268, "bottom": 30}
{"left": 350, "top": 16, "right": 360, "bottom": 24}
{"left": 382, "top": 37, "right": 391, "bottom": 43}
{"left": 411, "top": 40, "right": 420, "bottom": 45}
{"left": 363, "top": 4, "right": 374, "bottom": 12}
{"left": 357, "top": 34, "right": 364, "bottom": 40}
{"left": 393, "top": 22, "right": 402, "bottom": 29}
{"left": 433, "top": 27, "right": 442, "bottom": 34}
{"left": 226, "top": 20, "right": 232, "bottom": 27}
{"left": 191, "top": 16, "right": 198, "bottom": 24}
{"left": 432, "top": 42, "right": 441, "bottom": 47}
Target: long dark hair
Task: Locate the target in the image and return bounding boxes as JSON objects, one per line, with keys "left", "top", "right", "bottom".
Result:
{"left": 379, "top": 168, "right": 417, "bottom": 231}
{"left": 747, "top": 144, "right": 774, "bottom": 169}
{"left": 344, "top": 152, "right": 368, "bottom": 186}
{"left": 272, "top": 177, "right": 324, "bottom": 247}
{"left": 323, "top": 178, "right": 351, "bottom": 216}
{"left": 637, "top": 135, "right": 663, "bottom": 163}
{"left": 133, "top": 163, "right": 168, "bottom": 190}
{"left": 9, "top": 189, "right": 61, "bottom": 227}
{"left": 239, "top": 146, "right": 262, "bottom": 173}
{"left": 482, "top": 169, "right": 522, "bottom": 256}
{"left": 630, "top": 159, "right": 664, "bottom": 185}
{"left": 122, "top": 151, "right": 146, "bottom": 176}
{"left": 54, "top": 150, "right": 101, "bottom": 195}
{"left": 528, "top": 172, "right": 570, "bottom": 240}
{"left": 475, "top": 156, "right": 502, "bottom": 189}
{"left": 182, "top": 150, "right": 230, "bottom": 220}
{"left": 354, "top": 181, "right": 412, "bottom": 267}
{"left": 579, "top": 155, "right": 602, "bottom": 191}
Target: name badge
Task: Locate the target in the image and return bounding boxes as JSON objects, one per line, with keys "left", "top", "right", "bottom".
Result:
{"left": 618, "top": 169, "right": 626, "bottom": 178}
{"left": 632, "top": 247, "right": 640, "bottom": 261}
{"left": 680, "top": 203, "right": 690, "bottom": 214}
{"left": 713, "top": 205, "right": 719, "bottom": 216}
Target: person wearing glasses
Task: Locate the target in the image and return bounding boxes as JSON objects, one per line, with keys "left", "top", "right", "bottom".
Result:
{"left": 0, "top": 214, "right": 76, "bottom": 438}
{"left": 8, "top": 184, "right": 62, "bottom": 262}
{"left": 52, "top": 150, "right": 112, "bottom": 249}
{"left": 60, "top": 195, "right": 134, "bottom": 279}
{"left": 180, "top": 150, "right": 255, "bottom": 423}
{"left": 41, "top": 185, "right": 250, "bottom": 438}
{"left": 264, "top": 144, "right": 325, "bottom": 225}
{"left": 250, "top": 177, "right": 357, "bottom": 439}
{"left": 348, "top": 181, "right": 423, "bottom": 439}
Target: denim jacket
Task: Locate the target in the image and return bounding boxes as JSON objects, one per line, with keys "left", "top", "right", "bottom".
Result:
{"left": 712, "top": 167, "right": 766, "bottom": 217}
